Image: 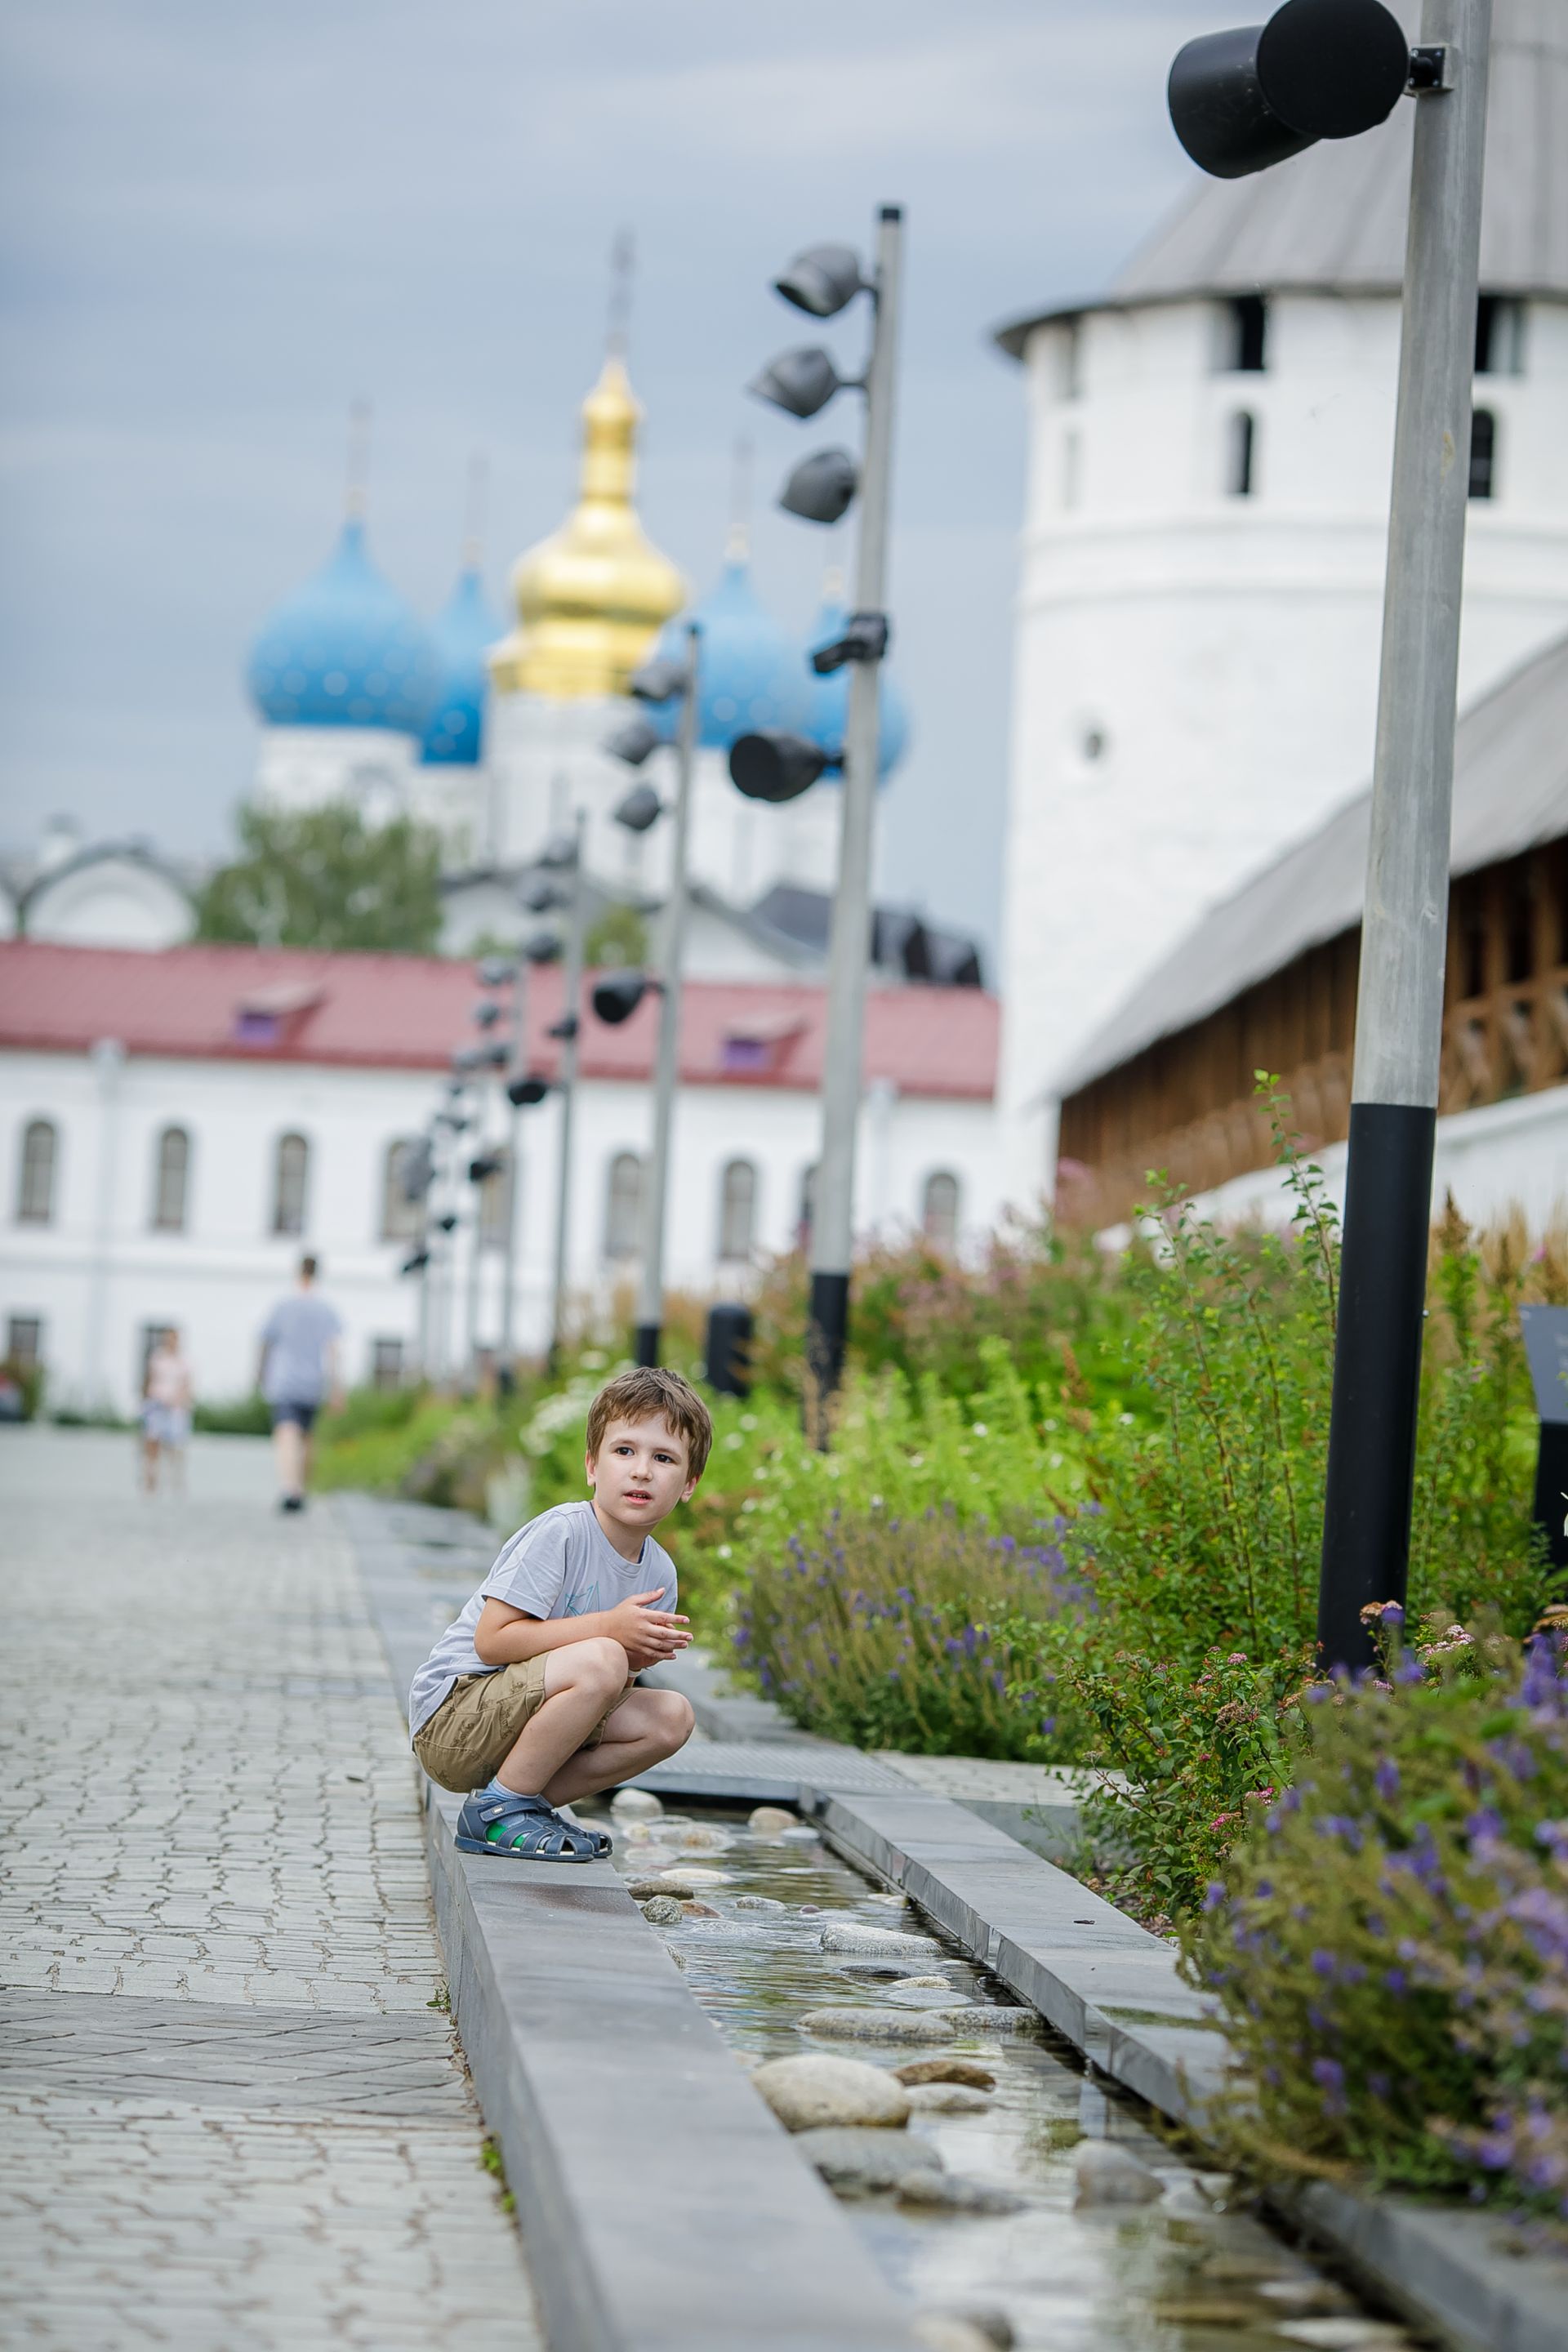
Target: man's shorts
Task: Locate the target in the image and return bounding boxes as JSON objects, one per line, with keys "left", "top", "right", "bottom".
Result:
{"left": 270, "top": 1400, "right": 318, "bottom": 1432}
{"left": 412, "top": 1658, "right": 634, "bottom": 1793}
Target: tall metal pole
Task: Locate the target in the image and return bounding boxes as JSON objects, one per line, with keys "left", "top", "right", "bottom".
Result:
{"left": 634, "top": 624, "right": 702, "bottom": 1368}
{"left": 807, "top": 204, "right": 902, "bottom": 1438}
{"left": 497, "top": 956, "right": 528, "bottom": 1388}
{"left": 462, "top": 1089, "right": 486, "bottom": 1388}
{"left": 546, "top": 809, "right": 588, "bottom": 1376}
{"left": 1317, "top": 0, "right": 1492, "bottom": 1673}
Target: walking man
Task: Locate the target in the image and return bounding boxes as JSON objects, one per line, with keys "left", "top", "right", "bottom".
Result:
{"left": 257, "top": 1254, "right": 343, "bottom": 1512}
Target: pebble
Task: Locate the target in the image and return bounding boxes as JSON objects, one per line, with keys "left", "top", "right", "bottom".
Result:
{"left": 793, "top": 2125, "right": 943, "bottom": 2196}
{"left": 751, "top": 2053, "right": 911, "bottom": 2132}
{"left": 626, "top": 1878, "right": 693, "bottom": 1902}
{"left": 611, "top": 1788, "right": 664, "bottom": 1820}
{"left": 667, "top": 1865, "right": 729, "bottom": 1887}
{"left": 747, "top": 1805, "right": 797, "bottom": 1835}
{"left": 904, "top": 2082, "right": 992, "bottom": 2114}
{"left": 1071, "top": 2140, "right": 1165, "bottom": 2207}
{"left": 1150, "top": 2297, "right": 1269, "bottom": 2328}
{"left": 673, "top": 1824, "right": 732, "bottom": 1853}
{"left": 1271, "top": 2326, "right": 1411, "bottom": 2350}
{"left": 818, "top": 1920, "right": 933, "bottom": 1960}
{"left": 639, "top": 1896, "right": 685, "bottom": 1926}
{"left": 886, "top": 1976, "right": 953, "bottom": 1992}
{"left": 732, "top": 1894, "right": 786, "bottom": 1912}
{"left": 680, "top": 1900, "right": 719, "bottom": 1919}
{"left": 899, "top": 2175, "right": 1027, "bottom": 2216}
{"left": 800, "top": 2007, "right": 963, "bottom": 2045}
{"left": 929, "top": 2309, "right": 1014, "bottom": 2351}
{"left": 1256, "top": 2280, "right": 1356, "bottom": 2314}
{"left": 894, "top": 2059, "right": 996, "bottom": 2090}
{"left": 944, "top": 2006, "right": 1038, "bottom": 2037}
{"left": 913, "top": 2323, "right": 1000, "bottom": 2352}
{"left": 779, "top": 1824, "right": 822, "bottom": 1843}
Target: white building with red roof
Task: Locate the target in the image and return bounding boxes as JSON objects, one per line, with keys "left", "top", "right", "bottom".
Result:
{"left": 0, "top": 939, "right": 1000, "bottom": 1414}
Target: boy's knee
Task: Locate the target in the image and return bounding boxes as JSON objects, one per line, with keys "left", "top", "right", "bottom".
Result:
{"left": 572, "top": 1636, "right": 629, "bottom": 1690}
{"left": 650, "top": 1690, "right": 695, "bottom": 1754}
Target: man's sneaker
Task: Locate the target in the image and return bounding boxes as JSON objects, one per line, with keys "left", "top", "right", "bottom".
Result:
{"left": 278, "top": 1494, "right": 305, "bottom": 1514}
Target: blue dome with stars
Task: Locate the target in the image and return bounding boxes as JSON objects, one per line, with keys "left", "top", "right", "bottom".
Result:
{"left": 648, "top": 540, "right": 813, "bottom": 750}
{"left": 247, "top": 519, "right": 439, "bottom": 735}
{"left": 802, "top": 574, "right": 910, "bottom": 779}
{"left": 421, "top": 564, "right": 501, "bottom": 767}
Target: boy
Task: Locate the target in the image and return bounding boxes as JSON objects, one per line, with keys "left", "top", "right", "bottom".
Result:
{"left": 408, "top": 1365, "right": 706, "bottom": 1862}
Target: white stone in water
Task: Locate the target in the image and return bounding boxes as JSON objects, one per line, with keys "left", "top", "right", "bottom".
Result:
{"left": 900, "top": 2176, "right": 1027, "bottom": 2216}
{"left": 732, "top": 1894, "right": 786, "bottom": 1912}
{"left": 1269, "top": 2327, "right": 1413, "bottom": 2351}
{"left": 800, "top": 2007, "right": 964, "bottom": 2046}
{"left": 747, "top": 1805, "right": 796, "bottom": 1835}
{"left": 819, "top": 1919, "right": 932, "bottom": 1960}
{"left": 1071, "top": 2140, "right": 1165, "bottom": 2207}
{"left": 887, "top": 1976, "right": 956, "bottom": 1993}
{"left": 751, "top": 2052, "right": 911, "bottom": 2132}
{"left": 778, "top": 1824, "right": 821, "bottom": 1843}
{"left": 626, "top": 1877, "right": 693, "bottom": 1901}
{"left": 666, "top": 1865, "right": 728, "bottom": 1887}
{"left": 793, "top": 2125, "right": 942, "bottom": 2196}
{"left": 945, "top": 2006, "right": 1036, "bottom": 2036}
{"left": 611, "top": 1788, "right": 664, "bottom": 1820}
{"left": 903, "top": 2082, "right": 992, "bottom": 2114}
{"left": 639, "top": 1896, "right": 685, "bottom": 1926}
{"left": 672, "top": 1823, "right": 732, "bottom": 1853}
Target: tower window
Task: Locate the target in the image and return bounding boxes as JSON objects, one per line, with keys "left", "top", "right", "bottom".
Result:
{"left": 1226, "top": 412, "right": 1257, "bottom": 498}
{"left": 272, "top": 1132, "right": 310, "bottom": 1236}
{"left": 1475, "top": 294, "right": 1526, "bottom": 377}
{"left": 604, "top": 1152, "right": 642, "bottom": 1259}
{"left": 718, "top": 1159, "right": 757, "bottom": 1262}
{"left": 1227, "top": 295, "right": 1268, "bottom": 372}
{"left": 16, "top": 1120, "right": 58, "bottom": 1224}
{"left": 1469, "top": 408, "right": 1498, "bottom": 501}
{"left": 921, "top": 1171, "right": 961, "bottom": 1253}
{"left": 151, "top": 1126, "right": 190, "bottom": 1232}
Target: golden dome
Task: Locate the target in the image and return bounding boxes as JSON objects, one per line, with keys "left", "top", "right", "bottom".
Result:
{"left": 488, "top": 354, "right": 687, "bottom": 700}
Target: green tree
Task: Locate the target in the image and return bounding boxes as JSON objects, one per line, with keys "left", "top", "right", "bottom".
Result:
{"left": 196, "top": 803, "right": 444, "bottom": 954}
{"left": 584, "top": 899, "right": 649, "bottom": 969}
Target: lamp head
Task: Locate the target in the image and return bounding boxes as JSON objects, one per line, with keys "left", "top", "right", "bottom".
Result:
{"left": 523, "top": 927, "right": 563, "bottom": 966}
{"left": 1169, "top": 0, "right": 1409, "bottom": 180}
{"left": 748, "top": 346, "right": 845, "bottom": 420}
{"left": 592, "top": 969, "right": 651, "bottom": 1026}
{"left": 628, "top": 654, "right": 688, "bottom": 704}
{"left": 778, "top": 448, "right": 858, "bottom": 526}
{"left": 613, "top": 780, "right": 664, "bottom": 834}
{"left": 520, "top": 875, "right": 566, "bottom": 913}
{"left": 476, "top": 956, "right": 514, "bottom": 987}
{"left": 472, "top": 999, "right": 502, "bottom": 1028}
{"left": 506, "top": 1073, "right": 550, "bottom": 1107}
{"left": 728, "top": 730, "right": 833, "bottom": 804}
{"left": 773, "top": 242, "right": 866, "bottom": 318}
{"left": 400, "top": 1248, "right": 430, "bottom": 1276}
{"left": 538, "top": 829, "right": 580, "bottom": 871}
{"left": 467, "top": 1152, "right": 505, "bottom": 1184}
{"left": 604, "top": 712, "right": 662, "bottom": 768}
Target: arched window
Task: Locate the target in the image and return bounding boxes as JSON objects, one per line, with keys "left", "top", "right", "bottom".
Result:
{"left": 718, "top": 1160, "right": 757, "bottom": 1262}
{"left": 151, "top": 1127, "right": 190, "bottom": 1232}
{"left": 479, "top": 1148, "right": 514, "bottom": 1250}
{"left": 381, "top": 1139, "right": 424, "bottom": 1241}
{"left": 1226, "top": 411, "right": 1256, "bottom": 497}
{"left": 604, "top": 1152, "right": 642, "bottom": 1259}
{"left": 272, "top": 1132, "right": 310, "bottom": 1236}
{"left": 922, "top": 1170, "right": 961, "bottom": 1254}
{"left": 1469, "top": 408, "right": 1498, "bottom": 501}
{"left": 16, "top": 1120, "right": 56, "bottom": 1224}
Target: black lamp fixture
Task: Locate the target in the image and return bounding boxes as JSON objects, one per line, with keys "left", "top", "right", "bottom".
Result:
{"left": 1169, "top": 0, "right": 1411, "bottom": 180}
{"left": 472, "top": 999, "right": 502, "bottom": 1029}
{"left": 591, "top": 969, "right": 656, "bottom": 1026}
{"left": 773, "top": 243, "right": 869, "bottom": 318}
{"left": 603, "top": 712, "right": 662, "bottom": 768}
{"left": 523, "top": 927, "right": 563, "bottom": 966}
{"left": 728, "top": 730, "right": 840, "bottom": 804}
{"left": 467, "top": 1152, "right": 505, "bottom": 1185}
{"left": 612, "top": 780, "right": 663, "bottom": 834}
{"left": 520, "top": 875, "right": 566, "bottom": 915}
{"left": 748, "top": 345, "right": 851, "bottom": 421}
{"left": 627, "top": 654, "right": 687, "bottom": 705}
{"left": 778, "top": 448, "right": 859, "bottom": 526}
{"left": 506, "top": 1073, "right": 550, "bottom": 1108}
{"left": 400, "top": 1247, "right": 430, "bottom": 1276}
{"left": 475, "top": 955, "right": 514, "bottom": 987}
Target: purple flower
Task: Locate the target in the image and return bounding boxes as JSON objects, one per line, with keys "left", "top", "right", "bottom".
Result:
{"left": 1374, "top": 1757, "right": 1401, "bottom": 1802}
{"left": 1383, "top": 1967, "right": 1409, "bottom": 1996}
{"left": 1202, "top": 1881, "right": 1227, "bottom": 1913}
{"left": 1310, "top": 1949, "right": 1337, "bottom": 1980}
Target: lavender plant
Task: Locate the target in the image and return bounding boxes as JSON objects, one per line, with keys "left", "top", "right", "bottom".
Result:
{"left": 1185, "top": 1614, "right": 1568, "bottom": 2221}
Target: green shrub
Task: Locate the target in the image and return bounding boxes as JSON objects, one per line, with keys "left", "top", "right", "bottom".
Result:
{"left": 1185, "top": 1615, "right": 1568, "bottom": 2221}
{"left": 193, "top": 1392, "right": 272, "bottom": 1436}
{"left": 311, "top": 1393, "right": 472, "bottom": 1494}
{"left": 737, "top": 1506, "right": 1087, "bottom": 1756}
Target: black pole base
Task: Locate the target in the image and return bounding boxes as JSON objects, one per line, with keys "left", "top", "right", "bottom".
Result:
{"left": 805, "top": 1270, "right": 850, "bottom": 1450}
{"left": 1317, "top": 1100, "right": 1437, "bottom": 1677}
{"left": 633, "top": 1322, "right": 661, "bottom": 1370}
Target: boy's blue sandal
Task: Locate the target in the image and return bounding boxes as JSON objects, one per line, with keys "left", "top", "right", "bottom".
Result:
{"left": 455, "top": 1790, "right": 608, "bottom": 1863}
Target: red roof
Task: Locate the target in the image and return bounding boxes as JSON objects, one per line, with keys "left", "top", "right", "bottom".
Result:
{"left": 0, "top": 940, "right": 997, "bottom": 1101}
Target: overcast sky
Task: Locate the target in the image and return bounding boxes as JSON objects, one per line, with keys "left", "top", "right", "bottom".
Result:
{"left": 0, "top": 0, "right": 1218, "bottom": 956}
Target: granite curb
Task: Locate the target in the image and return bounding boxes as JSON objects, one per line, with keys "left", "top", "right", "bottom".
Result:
{"left": 341, "top": 1496, "right": 926, "bottom": 2352}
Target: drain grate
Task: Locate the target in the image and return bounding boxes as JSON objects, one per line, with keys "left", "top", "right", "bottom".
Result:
{"left": 635, "top": 1740, "right": 911, "bottom": 1801}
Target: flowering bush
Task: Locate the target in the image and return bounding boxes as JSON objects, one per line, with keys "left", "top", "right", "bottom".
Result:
{"left": 736, "top": 1505, "right": 1089, "bottom": 1757}
{"left": 1185, "top": 1615, "right": 1568, "bottom": 2220}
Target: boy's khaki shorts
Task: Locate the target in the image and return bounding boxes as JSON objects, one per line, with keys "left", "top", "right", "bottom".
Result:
{"left": 412, "top": 1658, "right": 633, "bottom": 1793}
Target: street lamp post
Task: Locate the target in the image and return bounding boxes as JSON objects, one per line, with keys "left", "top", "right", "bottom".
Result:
{"left": 1165, "top": 0, "right": 1494, "bottom": 1669}
{"left": 544, "top": 814, "right": 587, "bottom": 1376}
{"left": 497, "top": 957, "right": 529, "bottom": 1386}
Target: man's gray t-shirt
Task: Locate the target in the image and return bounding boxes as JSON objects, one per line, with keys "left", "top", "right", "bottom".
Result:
{"left": 260, "top": 1294, "right": 342, "bottom": 1405}
{"left": 408, "top": 1499, "right": 678, "bottom": 1740}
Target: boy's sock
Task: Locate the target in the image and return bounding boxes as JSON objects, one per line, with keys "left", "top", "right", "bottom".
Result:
{"left": 480, "top": 1774, "right": 541, "bottom": 1804}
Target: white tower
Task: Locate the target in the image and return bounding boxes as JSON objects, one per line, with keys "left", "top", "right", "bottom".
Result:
{"left": 995, "top": 0, "right": 1568, "bottom": 1203}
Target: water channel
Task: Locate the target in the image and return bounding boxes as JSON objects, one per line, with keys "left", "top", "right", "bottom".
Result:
{"left": 586, "top": 1793, "right": 1422, "bottom": 2352}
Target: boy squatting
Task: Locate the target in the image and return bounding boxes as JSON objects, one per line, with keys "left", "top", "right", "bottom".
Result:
{"left": 408, "top": 1365, "right": 706, "bottom": 1862}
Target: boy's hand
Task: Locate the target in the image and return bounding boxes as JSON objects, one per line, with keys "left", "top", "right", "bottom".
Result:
{"left": 607, "top": 1588, "right": 693, "bottom": 1671}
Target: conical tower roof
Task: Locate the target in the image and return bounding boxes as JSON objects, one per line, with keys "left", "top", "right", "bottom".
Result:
{"left": 996, "top": 0, "right": 1566, "bottom": 350}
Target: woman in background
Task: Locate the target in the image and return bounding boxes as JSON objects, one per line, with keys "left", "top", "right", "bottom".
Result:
{"left": 141, "top": 1327, "right": 194, "bottom": 1494}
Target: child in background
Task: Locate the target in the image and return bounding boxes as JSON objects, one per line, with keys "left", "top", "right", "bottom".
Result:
{"left": 408, "top": 1365, "right": 706, "bottom": 1862}
{"left": 140, "top": 1328, "right": 193, "bottom": 1494}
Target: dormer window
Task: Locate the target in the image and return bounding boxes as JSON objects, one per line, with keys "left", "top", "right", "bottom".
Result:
{"left": 1223, "top": 295, "right": 1268, "bottom": 373}
{"left": 1475, "top": 294, "right": 1526, "bottom": 377}
{"left": 1226, "top": 411, "right": 1258, "bottom": 498}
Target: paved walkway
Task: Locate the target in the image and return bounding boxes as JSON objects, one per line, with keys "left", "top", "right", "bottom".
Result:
{"left": 0, "top": 1430, "right": 541, "bottom": 2351}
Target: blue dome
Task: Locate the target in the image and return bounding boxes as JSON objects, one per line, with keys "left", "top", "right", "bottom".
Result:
{"left": 650, "top": 549, "right": 814, "bottom": 750}
{"left": 802, "top": 581, "right": 911, "bottom": 779}
{"left": 421, "top": 564, "right": 501, "bottom": 767}
{"left": 247, "top": 519, "right": 439, "bottom": 734}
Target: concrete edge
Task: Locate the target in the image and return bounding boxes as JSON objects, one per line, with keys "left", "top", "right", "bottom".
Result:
{"left": 342, "top": 1496, "right": 927, "bottom": 2352}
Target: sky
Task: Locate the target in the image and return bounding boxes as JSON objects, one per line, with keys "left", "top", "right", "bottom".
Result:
{"left": 0, "top": 0, "right": 1220, "bottom": 958}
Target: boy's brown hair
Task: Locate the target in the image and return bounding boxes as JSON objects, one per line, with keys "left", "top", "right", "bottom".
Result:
{"left": 585, "top": 1365, "right": 713, "bottom": 1482}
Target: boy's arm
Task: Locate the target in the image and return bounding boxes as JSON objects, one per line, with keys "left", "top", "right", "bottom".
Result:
{"left": 474, "top": 1592, "right": 690, "bottom": 1670}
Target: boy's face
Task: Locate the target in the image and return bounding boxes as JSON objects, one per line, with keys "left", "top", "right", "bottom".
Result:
{"left": 586, "top": 1414, "right": 696, "bottom": 1533}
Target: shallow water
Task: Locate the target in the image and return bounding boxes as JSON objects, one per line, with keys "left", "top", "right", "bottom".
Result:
{"left": 597, "top": 1799, "right": 1420, "bottom": 2352}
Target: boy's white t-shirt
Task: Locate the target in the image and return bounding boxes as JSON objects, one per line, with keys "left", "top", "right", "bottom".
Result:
{"left": 408, "top": 1498, "right": 677, "bottom": 1741}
